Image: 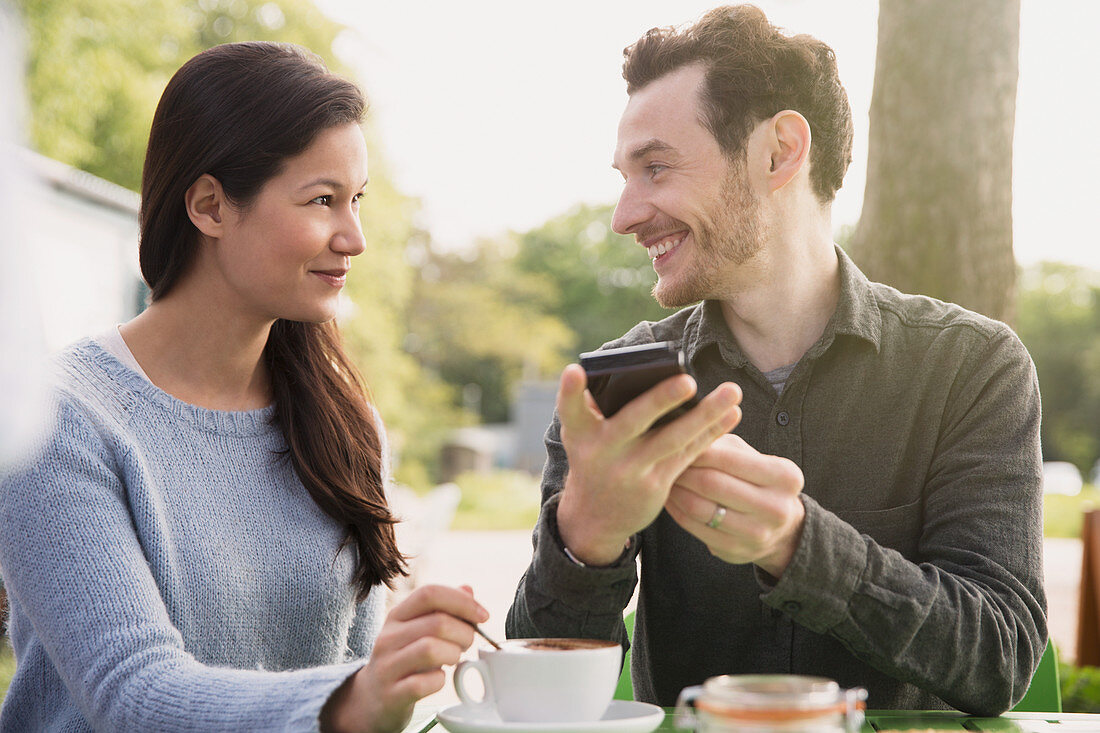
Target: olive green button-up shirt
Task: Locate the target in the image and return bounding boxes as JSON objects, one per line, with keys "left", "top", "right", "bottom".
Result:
{"left": 507, "top": 247, "right": 1046, "bottom": 715}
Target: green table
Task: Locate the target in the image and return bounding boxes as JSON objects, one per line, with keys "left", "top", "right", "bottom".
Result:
{"left": 664, "top": 709, "right": 1100, "bottom": 732}
{"left": 858, "top": 710, "right": 1100, "bottom": 731}
{"left": 405, "top": 707, "right": 1100, "bottom": 732}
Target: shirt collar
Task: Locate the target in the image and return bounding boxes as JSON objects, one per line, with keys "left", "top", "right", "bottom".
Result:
{"left": 827, "top": 244, "right": 882, "bottom": 351}
{"left": 682, "top": 244, "right": 882, "bottom": 368}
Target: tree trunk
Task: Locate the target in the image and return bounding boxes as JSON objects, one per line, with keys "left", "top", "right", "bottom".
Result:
{"left": 850, "top": 0, "right": 1020, "bottom": 323}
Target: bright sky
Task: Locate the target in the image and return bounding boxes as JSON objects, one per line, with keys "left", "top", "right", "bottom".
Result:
{"left": 317, "top": 0, "right": 1100, "bottom": 270}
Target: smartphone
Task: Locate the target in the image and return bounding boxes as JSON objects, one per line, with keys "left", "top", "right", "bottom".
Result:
{"left": 579, "top": 341, "right": 700, "bottom": 427}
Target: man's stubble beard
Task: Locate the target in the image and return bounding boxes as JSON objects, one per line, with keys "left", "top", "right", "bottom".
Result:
{"left": 652, "top": 168, "right": 768, "bottom": 309}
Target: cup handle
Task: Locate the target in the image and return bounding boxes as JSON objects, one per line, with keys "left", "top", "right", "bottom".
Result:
{"left": 673, "top": 684, "right": 703, "bottom": 730}
{"left": 454, "top": 659, "right": 495, "bottom": 712}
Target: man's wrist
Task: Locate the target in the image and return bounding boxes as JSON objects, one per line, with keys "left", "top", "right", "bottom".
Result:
{"left": 563, "top": 537, "right": 633, "bottom": 568}
{"left": 555, "top": 497, "right": 632, "bottom": 566}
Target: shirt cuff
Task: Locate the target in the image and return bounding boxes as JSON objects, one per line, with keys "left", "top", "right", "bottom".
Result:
{"left": 759, "top": 494, "right": 868, "bottom": 633}
{"left": 529, "top": 493, "right": 640, "bottom": 613}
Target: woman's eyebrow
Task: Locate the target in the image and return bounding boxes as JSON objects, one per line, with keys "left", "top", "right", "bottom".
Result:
{"left": 297, "top": 177, "right": 370, "bottom": 191}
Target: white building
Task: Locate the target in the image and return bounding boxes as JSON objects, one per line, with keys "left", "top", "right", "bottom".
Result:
{"left": 19, "top": 148, "right": 144, "bottom": 352}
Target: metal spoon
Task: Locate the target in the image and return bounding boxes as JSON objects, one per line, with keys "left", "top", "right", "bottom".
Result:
{"left": 473, "top": 623, "right": 502, "bottom": 650}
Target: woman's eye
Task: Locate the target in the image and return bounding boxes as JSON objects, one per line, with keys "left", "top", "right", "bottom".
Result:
{"left": 311, "top": 195, "right": 332, "bottom": 206}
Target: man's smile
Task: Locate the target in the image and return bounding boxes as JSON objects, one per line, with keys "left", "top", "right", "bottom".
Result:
{"left": 644, "top": 231, "right": 689, "bottom": 260}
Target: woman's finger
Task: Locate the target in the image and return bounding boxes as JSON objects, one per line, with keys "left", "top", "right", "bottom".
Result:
{"left": 387, "top": 584, "right": 489, "bottom": 625}
{"left": 372, "top": 634, "right": 468, "bottom": 689}
{"left": 373, "top": 611, "right": 477, "bottom": 657}
{"left": 387, "top": 668, "right": 448, "bottom": 708}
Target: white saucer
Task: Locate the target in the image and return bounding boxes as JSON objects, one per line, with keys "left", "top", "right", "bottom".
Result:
{"left": 436, "top": 700, "right": 665, "bottom": 733}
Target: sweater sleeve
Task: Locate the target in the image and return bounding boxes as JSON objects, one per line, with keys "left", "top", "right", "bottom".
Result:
{"left": 0, "top": 397, "right": 363, "bottom": 733}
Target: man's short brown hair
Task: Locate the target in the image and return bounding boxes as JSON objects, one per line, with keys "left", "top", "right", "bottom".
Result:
{"left": 623, "top": 4, "right": 853, "bottom": 202}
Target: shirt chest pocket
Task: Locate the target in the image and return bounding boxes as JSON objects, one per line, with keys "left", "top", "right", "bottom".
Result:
{"left": 834, "top": 500, "right": 923, "bottom": 560}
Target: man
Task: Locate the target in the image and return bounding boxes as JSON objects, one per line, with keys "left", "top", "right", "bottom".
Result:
{"left": 506, "top": 4, "right": 1045, "bottom": 715}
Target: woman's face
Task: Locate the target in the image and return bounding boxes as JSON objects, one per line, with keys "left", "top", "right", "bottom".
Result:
{"left": 212, "top": 122, "right": 369, "bottom": 325}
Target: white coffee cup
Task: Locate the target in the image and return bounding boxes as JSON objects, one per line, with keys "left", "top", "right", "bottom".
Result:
{"left": 453, "top": 638, "right": 621, "bottom": 723}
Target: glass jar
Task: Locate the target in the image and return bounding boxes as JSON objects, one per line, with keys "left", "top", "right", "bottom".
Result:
{"left": 675, "top": 675, "right": 868, "bottom": 733}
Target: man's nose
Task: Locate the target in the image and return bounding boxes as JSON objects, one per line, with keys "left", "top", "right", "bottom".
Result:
{"left": 611, "top": 179, "right": 654, "bottom": 236}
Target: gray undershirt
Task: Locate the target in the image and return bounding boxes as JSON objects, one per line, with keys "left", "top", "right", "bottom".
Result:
{"left": 763, "top": 362, "right": 797, "bottom": 396}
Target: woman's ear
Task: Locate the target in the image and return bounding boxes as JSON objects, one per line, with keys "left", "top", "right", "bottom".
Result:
{"left": 184, "top": 174, "right": 227, "bottom": 237}
{"left": 766, "top": 110, "right": 812, "bottom": 193}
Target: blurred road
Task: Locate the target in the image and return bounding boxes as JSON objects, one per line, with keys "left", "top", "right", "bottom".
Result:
{"left": 1045, "top": 537, "right": 1082, "bottom": 663}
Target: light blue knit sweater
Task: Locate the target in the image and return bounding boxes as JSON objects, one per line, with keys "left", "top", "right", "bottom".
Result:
{"left": 0, "top": 339, "right": 386, "bottom": 731}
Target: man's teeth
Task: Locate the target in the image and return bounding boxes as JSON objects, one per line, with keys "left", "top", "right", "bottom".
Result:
{"left": 647, "top": 234, "right": 686, "bottom": 259}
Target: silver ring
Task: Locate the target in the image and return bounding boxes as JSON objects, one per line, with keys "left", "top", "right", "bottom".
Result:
{"left": 706, "top": 503, "right": 727, "bottom": 529}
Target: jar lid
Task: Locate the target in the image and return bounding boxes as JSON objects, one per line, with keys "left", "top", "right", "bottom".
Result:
{"left": 695, "top": 675, "right": 863, "bottom": 721}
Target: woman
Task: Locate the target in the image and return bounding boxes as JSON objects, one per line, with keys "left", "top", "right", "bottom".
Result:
{"left": 0, "top": 42, "right": 486, "bottom": 732}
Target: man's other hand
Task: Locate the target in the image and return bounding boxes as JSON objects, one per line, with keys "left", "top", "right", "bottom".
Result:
{"left": 665, "top": 433, "right": 806, "bottom": 576}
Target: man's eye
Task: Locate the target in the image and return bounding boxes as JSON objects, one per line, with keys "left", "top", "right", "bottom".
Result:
{"left": 647, "top": 164, "right": 667, "bottom": 177}
{"left": 311, "top": 195, "right": 332, "bottom": 206}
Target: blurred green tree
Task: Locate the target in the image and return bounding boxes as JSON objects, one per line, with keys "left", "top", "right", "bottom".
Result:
{"left": 340, "top": 146, "right": 468, "bottom": 488}
{"left": 19, "top": 0, "right": 342, "bottom": 190}
{"left": 406, "top": 239, "right": 573, "bottom": 424}
{"left": 20, "top": 0, "right": 192, "bottom": 190}
{"left": 513, "top": 203, "right": 679, "bottom": 354}
{"left": 1016, "top": 262, "right": 1100, "bottom": 477}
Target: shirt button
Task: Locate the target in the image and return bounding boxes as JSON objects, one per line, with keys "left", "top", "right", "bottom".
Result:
{"left": 776, "top": 411, "right": 790, "bottom": 426}
{"left": 783, "top": 601, "right": 801, "bottom": 614}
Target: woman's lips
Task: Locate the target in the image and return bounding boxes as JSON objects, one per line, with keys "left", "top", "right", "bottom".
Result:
{"left": 312, "top": 270, "right": 348, "bottom": 287}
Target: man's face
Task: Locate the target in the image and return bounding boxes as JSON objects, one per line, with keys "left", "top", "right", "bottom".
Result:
{"left": 611, "top": 64, "right": 767, "bottom": 307}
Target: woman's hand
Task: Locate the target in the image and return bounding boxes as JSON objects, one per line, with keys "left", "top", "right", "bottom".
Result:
{"left": 322, "top": 584, "right": 488, "bottom": 733}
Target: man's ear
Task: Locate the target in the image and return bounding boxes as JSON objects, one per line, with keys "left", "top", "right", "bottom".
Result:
{"left": 765, "top": 110, "right": 811, "bottom": 193}
{"left": 184, "top": 174, "right": 228, "bottom": 238}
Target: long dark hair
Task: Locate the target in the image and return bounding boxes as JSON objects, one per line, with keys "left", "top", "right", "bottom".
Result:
{"left": 139, "top": 42, "right": 406, "bottom": 599}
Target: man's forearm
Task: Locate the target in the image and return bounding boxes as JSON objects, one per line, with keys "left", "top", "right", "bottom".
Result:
{"left": 763, "top": 495, "right": 1045, "bottom": 716}
{"left": 506, "top": 493, "right": 639, "bottom": 642}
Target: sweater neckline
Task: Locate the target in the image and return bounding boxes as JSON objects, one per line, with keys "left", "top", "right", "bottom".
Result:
{"left": 76, "top": 338, "right": 279, "bottom": 437}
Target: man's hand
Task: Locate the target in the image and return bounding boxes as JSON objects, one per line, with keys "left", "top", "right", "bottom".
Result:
{"left": 555, "top": 363, "right": 743, "bottom": 566}
{"left": 664, "top": 433, "right": 806, "bottom": 577}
